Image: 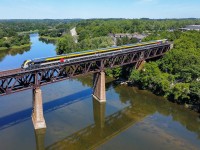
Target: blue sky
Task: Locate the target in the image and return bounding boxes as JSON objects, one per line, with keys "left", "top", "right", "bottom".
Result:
{"left": 0, "top": 0, "right": 199, "bottom": 19}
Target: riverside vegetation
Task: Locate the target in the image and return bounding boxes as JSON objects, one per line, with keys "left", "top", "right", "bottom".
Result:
{"left": 130, "top": 31, "right": 200, "bottom": 110}
{"left": 1, "top": 19, "right": 200, "bottom": 111}
{"left": 0, "top": 20, "right": 37, "bottom": 50}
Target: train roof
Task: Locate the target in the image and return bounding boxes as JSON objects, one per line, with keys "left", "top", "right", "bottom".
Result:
{"left": 30, "top": 39, "right": 167, "bottom": 61}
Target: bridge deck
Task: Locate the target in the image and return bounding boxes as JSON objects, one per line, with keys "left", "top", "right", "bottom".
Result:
{"left": 0, "top": 43, "right": 172, "bottom": 95}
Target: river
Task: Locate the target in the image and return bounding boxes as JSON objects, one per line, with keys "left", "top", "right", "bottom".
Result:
{"left": 0, "top": 34, "right": 200, "bottom": 150}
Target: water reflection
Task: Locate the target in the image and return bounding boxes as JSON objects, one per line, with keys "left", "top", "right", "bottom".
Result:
{"left": 0, "top": 46, "right": 30, "bottom": 62}
{"left": 93, "top": 99, "right": 106, "bottom": 128}
{"left": 35, "top": 129, "right": 46, "bottom": 150}
{"left": 39, "top": 37, "right": 56, "bottom": 45}
{"left": 45, "top": 98, "right": 138, "bottom": 150}
{"left": 114, "top": 85, "right": 200, "bottom": 139}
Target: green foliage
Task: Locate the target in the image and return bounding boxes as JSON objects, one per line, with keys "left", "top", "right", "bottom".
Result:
{"left": 172, "top": 83, "right": 190, "bottom": 101}
{"left": 56, "top": 34, "right": 76, "bottom": 54}
{"left": 78, "top": 36, "right": 113, "bottom": 50}
{"left": 143, "top": 30, "right": 182, "bottom": 42}
{"left": 190, "top": 82, "right": 200, "bottom": 101}
{"left": 0, "top": 35, "right": 30, "bottom": 49}
{"left": 159, "top": 31, "right": 200, "bottom": 76}
{"left": 56, "top": 35, "right": 113, "bottom": 54}
{"left": 130, "top": 30, "right": 200, "bottom": 105}
{"left": 129, "top": 70, "right": 140, "bottom": 82}
{"left": 116, "top": 37, "right": 138, "bottom": 46}
{"left": 39, "top": 28, "right": 65, "bottom": 38}
{"left": 106, "top": 67, "right": 122, "bottom": 78}
{"left": 130, "top": 62, "right": 174, "bottom": 96}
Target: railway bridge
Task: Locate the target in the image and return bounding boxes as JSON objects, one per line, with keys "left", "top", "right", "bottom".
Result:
{"left": 0, "top": 42, "right": 172, "bottom": 129}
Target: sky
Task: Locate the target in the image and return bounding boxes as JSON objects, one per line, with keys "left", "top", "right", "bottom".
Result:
{"left": 0, "top": 0, "right": 200, "bottom": 19}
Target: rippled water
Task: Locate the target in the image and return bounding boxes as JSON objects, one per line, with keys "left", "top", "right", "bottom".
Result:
{"left": 0, "top": 34, "right": 200, "bottom": 150}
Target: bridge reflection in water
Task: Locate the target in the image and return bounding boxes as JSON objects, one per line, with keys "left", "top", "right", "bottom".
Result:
{"left": 34, "top": 98, "right": 150, "bottom": 150}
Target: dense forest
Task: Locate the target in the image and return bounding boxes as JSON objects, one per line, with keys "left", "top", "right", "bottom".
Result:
{"left": 0, "top": 18, "right": 200, "bottom": 110}
{"left": 130, "top": 31, "right": 200, "bottom": 109}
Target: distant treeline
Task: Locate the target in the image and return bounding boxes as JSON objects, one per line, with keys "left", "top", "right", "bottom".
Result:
{"left": 54, "top": 19, "right": 200, "bottom": 54}
{"left": 0, "top": 18, "right": 200, "bottom": 52}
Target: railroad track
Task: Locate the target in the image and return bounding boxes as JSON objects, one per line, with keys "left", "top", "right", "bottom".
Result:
{"left": 0, "top": 68, "right": 22, "bottom": 77}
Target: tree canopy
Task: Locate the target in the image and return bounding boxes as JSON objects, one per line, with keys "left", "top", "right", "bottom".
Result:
{"left": 130, "top": 31, "right": 200, "bottom": 106}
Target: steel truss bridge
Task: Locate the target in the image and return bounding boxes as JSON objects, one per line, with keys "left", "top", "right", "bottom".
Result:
{"left": 0, "top": 43, "right": 172, "bottom": 96}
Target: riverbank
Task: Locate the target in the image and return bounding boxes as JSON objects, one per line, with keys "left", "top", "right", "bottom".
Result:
{"left": 0, "top": 43, "right": 31, "bottom": 51}
{"left": 18, "top": 30, "right": 39, "bottom": 35}
{"left": 116, "top": 78, "right": 200, "bottom": 113}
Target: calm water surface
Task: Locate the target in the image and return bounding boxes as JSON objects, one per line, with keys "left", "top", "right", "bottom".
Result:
{"left": 0, "top": 34, "right": 200, "bottom": 150}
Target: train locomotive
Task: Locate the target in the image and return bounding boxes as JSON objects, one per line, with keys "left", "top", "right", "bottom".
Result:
{"left": 21, "top": 39, "right": 168, "bottom": 70}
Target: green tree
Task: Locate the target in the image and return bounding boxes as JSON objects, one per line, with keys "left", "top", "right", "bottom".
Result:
{"left": 56, "top": 34, "right": 76, "bottom": 54}
{"left": 190, "top": 82, "right": 200, "bottom": 101}
{"left": 172, "top": 83, "right": 190, "bottom": 102}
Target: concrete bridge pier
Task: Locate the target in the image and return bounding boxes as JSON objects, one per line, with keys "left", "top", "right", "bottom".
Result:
{"left": 32, "top": 87, "right": 46, "bottom": 130}
{"left": 93, "top": 71, "right": 106, "bottom": 102}
{"left": 93, "top": 98, "right": 106, "bottom": 128}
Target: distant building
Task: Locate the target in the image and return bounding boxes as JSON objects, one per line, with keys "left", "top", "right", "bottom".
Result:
{"left": 109, "top": 33, "right": 147, "bottom": 46}
{"left": 110, "top": 33, "right": 146, "bottom": 40}
{"left": 179, "top": 25, "right": 200, "bottom": 31}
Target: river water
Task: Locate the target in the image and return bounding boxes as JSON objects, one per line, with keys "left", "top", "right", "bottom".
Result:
{"left": 0, "top": 34, "right": 200, "bottom": 150}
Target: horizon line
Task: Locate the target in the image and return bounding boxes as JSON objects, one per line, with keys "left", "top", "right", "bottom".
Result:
{"left": 0, "top": 17, "right": 200, "bottom": 20}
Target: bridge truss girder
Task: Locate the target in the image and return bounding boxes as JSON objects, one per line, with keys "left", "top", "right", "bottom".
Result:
{"left": 0, "top": 44, "right": 170, "bottom": 95}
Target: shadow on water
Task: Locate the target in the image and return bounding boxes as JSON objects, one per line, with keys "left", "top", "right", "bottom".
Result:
{"left": 0, "top": 88, "right": 92, "bottom": 130}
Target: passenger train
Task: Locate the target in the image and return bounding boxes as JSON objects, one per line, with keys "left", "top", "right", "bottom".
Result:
{"left": 21, "top": 39, "right": 168, "bottom": 69}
